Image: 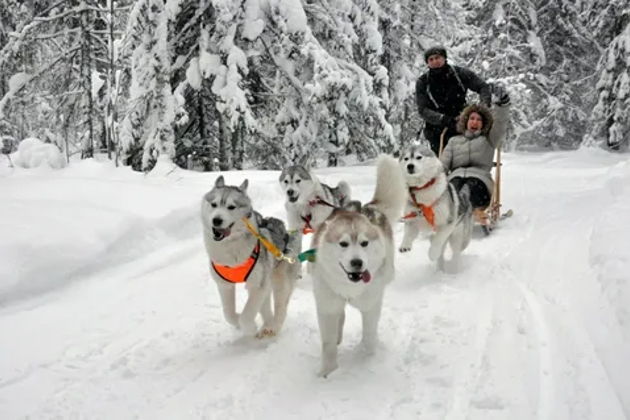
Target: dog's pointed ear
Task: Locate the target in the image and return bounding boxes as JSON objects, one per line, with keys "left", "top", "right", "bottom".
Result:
{"left": 239, "top": 179, "right": 249, "bottom": 192}
{"left": 215, "top": 175, "right": 225, "bottom": 188}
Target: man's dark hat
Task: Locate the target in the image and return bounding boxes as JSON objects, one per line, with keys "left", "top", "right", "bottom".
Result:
{"left": 424, "top": 46, "right": 447, "bottom": 63}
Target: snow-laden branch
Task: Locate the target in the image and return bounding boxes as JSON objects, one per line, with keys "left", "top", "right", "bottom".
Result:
{"left": 259, "top": 35, "right": 309, "bottom": 104}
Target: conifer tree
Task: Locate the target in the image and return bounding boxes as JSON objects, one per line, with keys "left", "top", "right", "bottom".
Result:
{"left": 585, "top": 12, "right": 630, "bottom": 150}
{"left": 119, "top": 0, "right": 175, "bottom": 170}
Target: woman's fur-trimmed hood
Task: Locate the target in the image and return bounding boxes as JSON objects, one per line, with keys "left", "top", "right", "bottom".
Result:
{"left": 457, "top": 104, "right": 493, "bottom": 136}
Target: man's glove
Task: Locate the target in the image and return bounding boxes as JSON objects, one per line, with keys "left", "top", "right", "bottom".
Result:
{"left": 491, "top": 84, "right": 510, "bottom": 106}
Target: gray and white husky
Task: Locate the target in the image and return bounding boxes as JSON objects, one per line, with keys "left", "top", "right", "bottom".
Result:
{"left": 399, "top": 144, "right": 473, "bottom": 271}
{"left": 309, "top": 155, "right": 406, "bottom": 377}
{"left": 279, "top": 157, "right": 351, "bottom": 236}
{"left": 201, "top": 176, "right": 299, "bottom": 337}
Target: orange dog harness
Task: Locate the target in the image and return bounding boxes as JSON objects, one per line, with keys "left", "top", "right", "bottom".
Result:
{"left": 211, "top": 241, "right": 261, "bottom": 283}
{"left": 403, "top": 205, "right": 435, "bottom": 229}
{"left": 407, "top": 180, "right": 437, "bottom": 230}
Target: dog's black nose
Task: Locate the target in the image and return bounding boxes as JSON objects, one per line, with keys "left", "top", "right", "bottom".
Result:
{"left": 350, "top": 258, "right": 363, "bottom": 270}
{"left": 287, "top": 189, "right": 296, "bottom": 197}
{"left": 212, "top": 217, "right": 222, "bottom": 227}
{"left": 407, "top": 163, "right": 414, "bottom": 172}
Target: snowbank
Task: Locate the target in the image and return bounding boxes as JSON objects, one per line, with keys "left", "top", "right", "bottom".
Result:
{"left": 0, "top": 159, "right": 203, "bottom": 303}
{"left": 13, "top": 137, "right": 66, "bottom": 169}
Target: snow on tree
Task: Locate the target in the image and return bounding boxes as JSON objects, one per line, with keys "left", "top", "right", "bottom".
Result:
{"left": 251, "top": 0, "right": 401, "bottom": 167}
{"left": 119, "top": 0, "right": 176, "bottom": 171}
{"left": 1, "top": 1, "right": 629, "bottom": 171}
{"left": 585, "top": 12, "right": 630, "bottom": 150}
{"left": 463, "top": 0, "right": 602, "bottom": 150}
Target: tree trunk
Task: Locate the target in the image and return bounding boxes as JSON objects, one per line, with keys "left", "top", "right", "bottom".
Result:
{"left": 198, "top": 89, "right": 214, "bottom": 171}
{"left": 105, "top": 0, "right": 115, "bottom": 160}
{"left": 328, "top": 121, "right": 338, "bottom": 167}
{"left": 231, "top": 116, "right": 244, "bottom": 170}
{"left": 217, "top": 109, "right": 230, "bottom": 170}
{"left": 81, "top": 7, "right": 94, "bottom": 159}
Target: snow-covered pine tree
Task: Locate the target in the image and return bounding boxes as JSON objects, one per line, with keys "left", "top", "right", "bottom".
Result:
{"left": 119, "top": 0, "right": 175, "bottom": 171}
{"left": 463, "top": 0, "right": 548, "bottom": 149}
{"left": 166, "top": 0, "right": 218, "bottom": 171}
{"left": 585, "top": 9, "right": 630, "bottom": 150}
{"left": 251, "top": 0, "right": 400, "bottom": 167}
{"left": 196, "top": 0, "right": 258, "bottom": 170}
{"left": 344, "top": 0, "right": 394, "bottom": 161}
{"left": 464, "top": 0, "right": 613, "bottom": 150}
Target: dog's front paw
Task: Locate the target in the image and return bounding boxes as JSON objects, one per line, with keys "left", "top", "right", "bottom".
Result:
{"left": 318, "top": 361, "right": 338, "bottom": 378}
{"left": 256, "top": 325, "right": 277, "bottom": 339}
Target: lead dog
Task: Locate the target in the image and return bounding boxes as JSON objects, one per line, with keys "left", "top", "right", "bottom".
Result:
{"left": 309, "top": 155, "right": 406, "bottom": 377}
{"left": 202, "top": 176, "right": 299, "bottom": 337}
{"left": 398, "top": 144, "right": 473, "bottom": 270}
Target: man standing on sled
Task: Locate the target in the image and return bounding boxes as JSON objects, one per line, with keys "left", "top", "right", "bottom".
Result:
{"left": 416, "top": 45, "right": 492, "bottom": 155}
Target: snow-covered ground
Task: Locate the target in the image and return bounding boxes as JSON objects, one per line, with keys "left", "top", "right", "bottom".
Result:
{"left": 1, "top": 150, "right": 629, "bottom": 419}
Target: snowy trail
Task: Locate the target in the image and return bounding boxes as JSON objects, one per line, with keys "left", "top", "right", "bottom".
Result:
{"left": 1, "top": 151, "right": 629, "bottom": 419}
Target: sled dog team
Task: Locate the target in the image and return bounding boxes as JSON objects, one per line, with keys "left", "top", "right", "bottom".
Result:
{"left": 201, "top": 148, "right": 478, "bottom": 377}
{"left": 201, "top": 43, "right": 510, "bottom": 376}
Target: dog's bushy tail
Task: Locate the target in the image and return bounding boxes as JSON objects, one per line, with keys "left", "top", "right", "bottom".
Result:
{"left": 333, "top": 180, "right": 351, "bottom": 207}
{"left": 370, "top": 154, "right": 407, "bottom": 224}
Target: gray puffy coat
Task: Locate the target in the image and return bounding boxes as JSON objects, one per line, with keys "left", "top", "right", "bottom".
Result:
{"left": 439, "top": 102, "right": 510, "bottom": 195}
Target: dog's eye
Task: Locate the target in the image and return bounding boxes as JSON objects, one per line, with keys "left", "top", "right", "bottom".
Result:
{"left": 360, "top": 240, "right": 369, "bottom": 247}
{"left": 416, "top": 156, "right": 423, "bottom": 160}
{"left": 227, "top": 205, "right": 236, "bottom": 210}
{"left": 296, "top": 179, "right": 301, "bottom": 184}
{"left": 211, "top": 203, "right": 217, "bottom": 208}
{"left": 339, "top": 241, "right": 349, "bottom": 248}
{"left": 283, "top": 180, "right": 288, "bottom": 184}
{"left": 404, "top": 157, "right": 409, "bottom": 161}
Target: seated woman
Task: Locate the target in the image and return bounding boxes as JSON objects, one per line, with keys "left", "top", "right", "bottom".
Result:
{"left": 439, "top": 91, "right": 510, "bottom": 222}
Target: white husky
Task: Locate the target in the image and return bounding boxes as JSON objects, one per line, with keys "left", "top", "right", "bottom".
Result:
{"left": 309, "top": 155, "right": 406, "bottom": 377}
{"left": 279, "top": 158, "right": 351, "bottom": 236}
{"left": 201, "top": 176, "right": 299, "bottom": 337}
{"left": 399, "top": 144, "right": 473, "bottom": 270}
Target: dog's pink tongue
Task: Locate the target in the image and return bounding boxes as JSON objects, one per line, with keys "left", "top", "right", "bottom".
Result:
{"left": 361, "top": 270, "right": 371, "bottom": 283}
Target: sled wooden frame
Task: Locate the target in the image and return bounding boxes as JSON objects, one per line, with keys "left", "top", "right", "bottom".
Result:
{"left": 488, "top": 147, "right": 503, "bottom": 226}
{"left": 480, "top": 146, "right": 512, "bottom": 234}
{"left": 438, "top": 127, "right": 447, "bottom": 158}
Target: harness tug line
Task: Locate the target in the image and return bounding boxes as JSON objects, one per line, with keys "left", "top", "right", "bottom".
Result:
{"left": 242, "top": 217, "right": 296, "bottom": 264}
{"left": 242, "top": 217, "right": 318, "bottom": 265}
